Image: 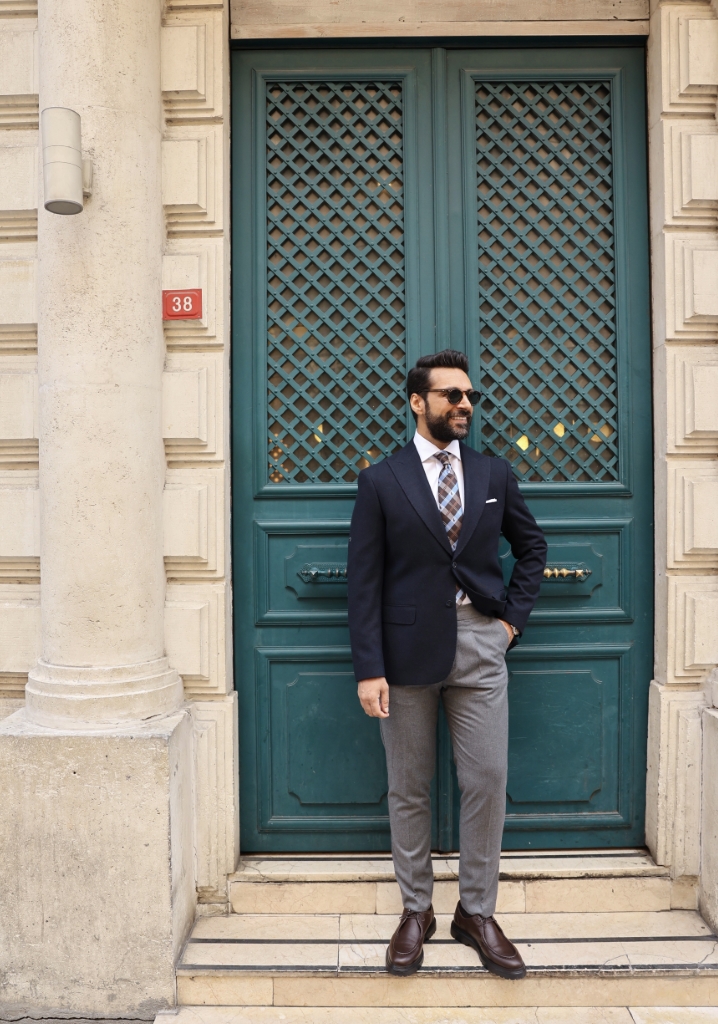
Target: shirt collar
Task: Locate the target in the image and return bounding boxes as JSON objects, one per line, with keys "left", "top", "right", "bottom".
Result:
{"left": 413, "top": 430, "right": 462, "bottom": 464}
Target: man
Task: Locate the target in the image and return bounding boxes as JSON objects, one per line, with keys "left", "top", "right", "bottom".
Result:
{"left": 347, "top": 349, "right": 547, "bottom": 980}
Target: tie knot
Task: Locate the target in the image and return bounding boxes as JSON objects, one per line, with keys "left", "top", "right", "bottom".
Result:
{"left": 435, "top": 451, "right": 451, "bottom": 467}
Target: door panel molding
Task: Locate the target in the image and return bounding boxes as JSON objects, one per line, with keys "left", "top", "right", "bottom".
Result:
{"left": 504, "top": 642, "right": 635, "bottom": 837}
{"left": 254, "top": 645, "right": 390, "bottom": 837}
{"left": 254, "top": 519, "right": 351, "bottom": 625}
{"left": 503, "top": 517, "right": 634, "bottom": 622}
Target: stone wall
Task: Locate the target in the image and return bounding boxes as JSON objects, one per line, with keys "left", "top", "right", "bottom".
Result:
{"left": 160, "top": 0, "right": 237, "bottom": 906}
{"left": 0, "top": 0, "right": 237, "bottom": 909}
{"left": 643, "top": 0, "right": 718, "bottom": 922}
{"left": 0, "top": 6, "right": 40, "bottom": 699}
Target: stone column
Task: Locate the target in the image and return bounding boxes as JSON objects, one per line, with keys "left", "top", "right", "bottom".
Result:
{"left": 26, "top": 0, "right": 182, "bottom": 726}
{"left": 0, "top": 1, "right": 194, "bottom": 1017}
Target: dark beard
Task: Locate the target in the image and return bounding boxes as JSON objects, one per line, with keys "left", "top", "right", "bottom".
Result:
{"left": 425, "top": 404, "right": 472, "bottom": 443}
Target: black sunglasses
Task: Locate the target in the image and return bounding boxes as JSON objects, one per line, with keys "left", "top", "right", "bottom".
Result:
{"left": 422, "top": 388, "right": 481, "bottom": 406}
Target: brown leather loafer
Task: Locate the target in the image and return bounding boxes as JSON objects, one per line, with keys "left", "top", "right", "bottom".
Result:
{"left": 450, "top": 901, "right": 526, "bottom": 979}
{"left": 385, "top": 906, "right": 436, "bottom": 976}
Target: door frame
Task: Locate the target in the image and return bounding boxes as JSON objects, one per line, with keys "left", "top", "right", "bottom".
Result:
{"left": 229, "top": 37, "right": 654, "bottom": 853}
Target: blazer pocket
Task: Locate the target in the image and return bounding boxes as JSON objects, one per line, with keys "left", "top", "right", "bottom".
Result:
{"left": 382, "top": 606, "right": 416, "bottom": 625}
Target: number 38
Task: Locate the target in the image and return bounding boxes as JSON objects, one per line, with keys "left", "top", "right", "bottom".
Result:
{"left": 171, "top": 295, "right": 194, "bottom": 313}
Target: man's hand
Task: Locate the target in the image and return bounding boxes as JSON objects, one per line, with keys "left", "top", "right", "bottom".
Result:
{"left": 499, "top": 619, "right": 514, "bottom": 644}
{"left": 358, "top": 677, "right": 390, "bottom": 718}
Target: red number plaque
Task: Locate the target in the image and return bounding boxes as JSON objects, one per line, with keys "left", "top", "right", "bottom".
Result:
{"left": 162, "top": 289, "right": 202, "bottom": 320}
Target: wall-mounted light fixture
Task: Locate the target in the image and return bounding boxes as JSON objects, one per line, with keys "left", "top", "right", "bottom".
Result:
{"left": 41, "top": 107, "right": 86, "bottom": 215}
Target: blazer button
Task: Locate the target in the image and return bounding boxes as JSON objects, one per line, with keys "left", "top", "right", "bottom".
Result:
{"left": 452, "top": 562, "right": 457, "bottom": 569}
{"left": 445, "top": 600, "right": 453, "bottom": 607}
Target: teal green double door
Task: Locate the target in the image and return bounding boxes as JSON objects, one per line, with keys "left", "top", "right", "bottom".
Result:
{"left": 231, "top": 43, "right": 653, "bottom": 852}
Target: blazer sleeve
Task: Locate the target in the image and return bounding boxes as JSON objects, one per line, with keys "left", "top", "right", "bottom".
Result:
{"left": 500, "top": 461, "right": 548, "bottom": 634}
{"left": 347, "top": 469, "right": 386, "bottom": 681}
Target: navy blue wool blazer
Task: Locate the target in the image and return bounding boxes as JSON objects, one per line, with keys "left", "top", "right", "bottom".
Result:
{"left": 347, "top": 441, "right": 547, "bottom": 687}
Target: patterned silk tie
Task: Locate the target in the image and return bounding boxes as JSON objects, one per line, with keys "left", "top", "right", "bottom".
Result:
{"left": 435, "top": 451, "right": 465, "bottom": 604}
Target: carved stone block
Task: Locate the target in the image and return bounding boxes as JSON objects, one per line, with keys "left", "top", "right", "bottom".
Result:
{"left": 192, "top": 694, "right": 239, "bottom": 900}
{"left": 0, "top": 357, "right": 38, "bottom": 466}
{"left": 669, "top": 576, "right": 718, "bottom": 680}
{"left": 164, "top": 368, "right": 208, "bottom": 445}
{"left": 668, "top": 347, "right": 718, "bottom": 452}
{"left": 162, "top": 125, "right": 223, "bottom": 236}
{"left": 684, "top": 17, "right": 718, "bottom": 94}
{"left": 163, "top": 468, "right": 223, "bottom": 579}
{"left": 686, "top": 590, "right": 718, "bottom": 667}
{"left": 689, "top": 247, "right": 718, "bottom": 320}
{"left": 162, "top": 11, "right": 225, "bottom": 123}
{"left": 0, "top": 583, "right": 39, "bottom": 690}
{"left": 662, "top": 7, "right": 718, "bottom": 114}
{"left": 701, "top": 707, "right": 718, "bottom": 932}
{"left": 166, "top": 600, "right": 210, "bottom": 681}
{"left": 646, "top": 680, "right": 705, "bottom": 874}
{"left": 665, "top": 235, "right": 718, "bottom": 339}
{"left": 0, "top": 251, "right": 37, "bottom": 350}
{"left": 681, "top": 131, "right": 718, "bottom": 207}
{"left": 0, "top": 134, "right": 38, "bottom": 241}
{"left": 666, "top": 121, "right": 718, "bottom": 227}
{"left": 0, "top": 470, "right": 39, "bottom": 582}
{"left": 163, "top": 353, "right": 222, "bottom": 462}
{"left": 0, "top": 20, "right": 38, "bottom": 128}
{"left": 165, "top": 582, "right": 229, "bottom": 694}
{"left": 162, "top": 239, "right": 224, "bottom": 347}
{"left": 164, "top": 482, "right": 209, "bottom": 565}
{"left": 668, "top": 461, "right": 718, "bottom": 566}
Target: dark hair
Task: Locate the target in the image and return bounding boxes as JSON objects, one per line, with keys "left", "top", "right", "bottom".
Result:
{"left": 406, "top": 350, "right": 470, "bottom": 420}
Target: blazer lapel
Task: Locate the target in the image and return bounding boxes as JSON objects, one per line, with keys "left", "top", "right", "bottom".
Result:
{"left": 454, "top": 443, "right": 491, "bottom": 557}
{"left": 388, "top": 442, "right": 452, "bottom": 554}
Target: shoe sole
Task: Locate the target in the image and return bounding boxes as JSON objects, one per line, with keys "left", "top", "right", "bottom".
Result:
{"left": 450, "top": 921, "right": 527, "bottom": 980}
{"left": 385, "top": 916, "right": 437, "bottom": 976}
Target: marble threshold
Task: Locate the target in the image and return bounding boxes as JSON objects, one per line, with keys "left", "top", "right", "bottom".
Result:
{"left": 230, "top": 849, "right": 667, "bottom": 884}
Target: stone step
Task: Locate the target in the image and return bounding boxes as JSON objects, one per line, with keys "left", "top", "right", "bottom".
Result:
{"left": 175, "top": 909, "right": 718, "bottom": 1008}
{"left": 161, "top": 1008, "right": 718, "bottom": 1023}
{"left": 228, "top": 851, "right": 687, "bottom": 916}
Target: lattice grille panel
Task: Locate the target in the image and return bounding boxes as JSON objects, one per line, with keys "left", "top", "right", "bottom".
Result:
{"left": 475, "top": 80, "right": 619, "bottom": 482}
{"left": 265, "top": 80, "right": 407, "bottom": 485}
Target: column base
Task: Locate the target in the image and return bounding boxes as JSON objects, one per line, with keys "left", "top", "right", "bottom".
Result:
{"left": 0, "top": 707, "right": 195, "bottom": 1018}
{"left": 26, "top": 657, "right": 183, "bottom": 728}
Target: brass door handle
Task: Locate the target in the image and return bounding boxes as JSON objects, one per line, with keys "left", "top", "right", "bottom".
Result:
{"left": 543, "top": 566, "right": 592, "bottom": 580}
{"left": 298, "top": 563, "right": 348, "bottom": 583}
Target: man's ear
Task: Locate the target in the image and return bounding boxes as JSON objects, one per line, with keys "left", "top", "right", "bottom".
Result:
{"left": 409, "top": 392, "right": 425, "bottom": 418}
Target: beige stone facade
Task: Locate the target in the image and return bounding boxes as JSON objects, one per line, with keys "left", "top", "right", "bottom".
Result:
{"left": 0, "top": 0, "right": 717, "bottom": 1016}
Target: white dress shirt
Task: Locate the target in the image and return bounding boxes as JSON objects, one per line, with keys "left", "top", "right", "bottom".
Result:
{"left": 413, "top": 430, "right": 471, "bottom": 604}
{"left": 413, "top": 430, "right": 465, "bottom": 507}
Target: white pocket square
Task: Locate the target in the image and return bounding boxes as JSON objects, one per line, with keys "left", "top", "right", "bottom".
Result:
{"left": 485, "top": 498, "right": 497, "bottom": 503}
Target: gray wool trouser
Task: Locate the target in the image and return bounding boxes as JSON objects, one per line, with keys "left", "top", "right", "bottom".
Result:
{"left": 379, "top": 603, "right": 510, "bottom": 918}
